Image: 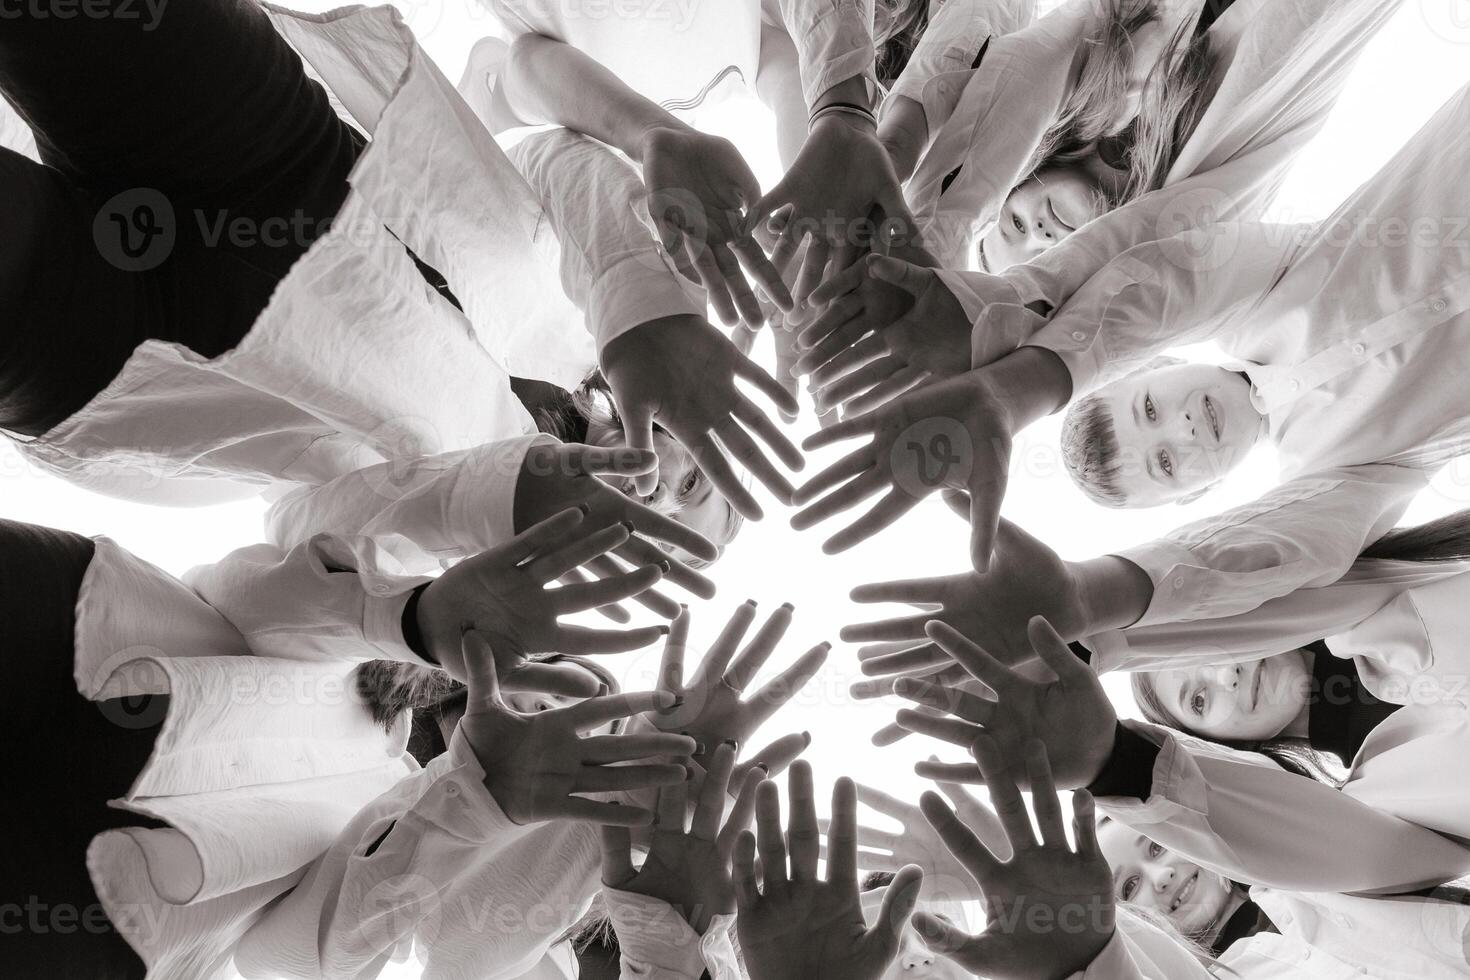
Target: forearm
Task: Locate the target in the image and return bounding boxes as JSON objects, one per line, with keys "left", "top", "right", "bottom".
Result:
{"left": 985, "top": 344, "right": 1074, "bottom": 429}
{"left": 876, "top": 95, "right": 928, "bottom": 182}
{"left": 501, "top": 34, "right": 686, "bottom": 160}
{"left": 1072, "top": 556, "right": 1154, "bottom": 634}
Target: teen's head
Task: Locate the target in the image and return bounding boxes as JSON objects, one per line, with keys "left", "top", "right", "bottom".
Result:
{"left": 977, "top": 165, "right": 1112, "bottom": 272}
{"left": 1130, "top": 651, "right": 1313, "bottom": 743}
{"left": 1060, "top": 357, "right": 1265, "bottom": 507}
{"left": 859, "top": 872, "right": 972, "bottom": 979}
{"left": 534, "top": 375, "right": 745, "bottom": 567}
{"left": 1095, "top": 817, "right": 1239, "bottom": 940}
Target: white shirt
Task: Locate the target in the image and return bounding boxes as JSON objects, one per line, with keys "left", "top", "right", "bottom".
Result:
{"left": 942, "top": 0, "right": 1403, "bottom": 329}
{"left": 482, "top": 0, "right": 879, "bottom": 114}
{"left": 1027, "top": 79, "right": 1470, "bottom": 626}
{"left": 1082, "top": 887, "right": 1470, "bottom": 979}
{"left": 1090, "top": 557, "right": 1470, "bottom": 712}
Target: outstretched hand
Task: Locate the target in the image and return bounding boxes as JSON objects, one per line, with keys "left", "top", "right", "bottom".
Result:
{"left": 601, "top": 314, "right": 803, "bottom": 516}
{"left": 734, "top": 762, "right": 925, "bottom": 980}
{"left": 458, "top": 633, "right": 696, "bottom": 826}
{"left": 913, "top": 740, "right": 1116, "bottom": 980}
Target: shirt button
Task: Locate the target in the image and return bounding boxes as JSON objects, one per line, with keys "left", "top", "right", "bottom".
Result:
{"left": 1351, "top": 343, "right": 1366, "bottom": 356}
{"left": 1071, "top": 330, "right": 1086, "bottom": 341}
{"left": 1289, "top": 378, "right": 1300, "bottom": 391}
{"left": 1430, "top": 298, "right": 1448, "bottom": 313}
{"left": 373, "top": 584, "right": 391, "bottom": 595}
{"left": 445, "top": 783, "right": 460, "bottom": 796}
{"left": 1173, "top": 577, "right": 1185, "bottom": 589}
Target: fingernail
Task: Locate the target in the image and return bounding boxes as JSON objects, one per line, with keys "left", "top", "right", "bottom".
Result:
{"left": 620, "top": 520, "right": 635, "bottom": 532}
{"left": 657, "top": 625, "right": 670, "bottom": 635}
{"left": 723, "top": 738, "right": 740, "bottom": 750}
{"left": 691, "top": 740, "right": 707, "bottom": 756}
{"left": 744, "top": 598, "right": 758, "bottom": 608}
{"left": 658, "top": 560, "right": 673, "bottom": 573}
{"left": 755, "top": 763, "right": 770, "bottom": 775}
{"left": 577, "top": 502, "right": 591, "bottom": 515}
{"left": 802, "top": 731, "right": 812, "bottom": 745}
{"left": 779, "top": 601, "right": 795, "bottom": 612}
{"left": 678, "top": 603, "right": 689, "bottom": 611}
{"left": 669, "top": 695, "right": 685, "bottom": 708}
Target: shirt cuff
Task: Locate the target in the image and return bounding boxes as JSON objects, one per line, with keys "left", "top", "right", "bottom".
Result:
{"left": 447, "top": 433, "right": 557, "bottom": 551}
{"left": 1111, "top": 540, "right": 1204, "bottom": 628}
{"left": 603, "top": 887, "right": 737, "bottom": 978}
{"left": 590, "top": 254, "right": 708, "bottom": 352}
{"left": 1085, "top": 722, "right": 1160, "bottom": 801}
{"left": 1082, "top": 629, "right": 1129, "bottom": 675}
{"left": 363, "top": 586, "right": 435, "bottom": 666}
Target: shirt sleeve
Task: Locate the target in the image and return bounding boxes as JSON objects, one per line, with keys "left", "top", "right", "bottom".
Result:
{"left": 1088, "top": 559, "right": 1469, "bottom": 675}
{"left": 264, "top": 434, "right": 549, "bottom": 576}
{"left": 182, "top": 533, "right": 435, "bottom": 667}
{"left": 1070, "top": 907, "right": 1213, "bottom": 980}
{"left": 1095, "top": 720, "right": 1470, "bottom": 894}
{"left": 604, "top": 888, "right": 741, "bottom": 980}
{"left": 505, "top": 128, "right": 707, "bottom": 353}
{"left": 1021, "top": 221, "right": 1299, "bottom": 396}
{"left": 997, "top": 0, "right": 1400, "bottom": 314}
{"left": 883, "top": 0, "right": 1022, "bottom": 133}
{"left": 773, "top": 0, "right": 878, "bottom": 110}
{"left": 234, "top": 727, "right": 577, "bottom": 980}
{"left": 1116, "top": 465, "right": 1427, "bottom": 628}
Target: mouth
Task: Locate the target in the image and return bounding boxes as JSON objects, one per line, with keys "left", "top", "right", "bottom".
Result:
{"left": 977, "top": 238, "right": 990, "bottom": 273}
{"left": 1172, "top": 869, "right": 1199, "bottom": 911}
{"left": 1203, "top": 394, "right": 1221, "bottom": 443}
{"left": 1249, "top": 659, "right": 1262, "bottom": 711}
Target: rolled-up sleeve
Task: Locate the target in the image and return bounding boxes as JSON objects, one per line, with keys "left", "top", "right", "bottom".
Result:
{"left": 604, "top": 889, "right": 740, "bottom": 979}
{"left": 506, "top": 128, "right": 708, "bottom": 352}
{"left": 1022, "top": 221, "right": 1297, "bottom": 396}
{"left": 184, "top": 533, "right": 435, "bottom": 667}
{"left": 1117, "top": 465, "right": 1427, "bottom": 628}
{"left": 775, "top": 0, "right": 877, "bottom": 109}
{"left": 1097, "top": 721, "right": 1470, "bottom": 894}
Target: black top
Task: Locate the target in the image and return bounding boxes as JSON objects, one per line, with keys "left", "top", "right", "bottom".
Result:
{"left": 1306, "top": 649, "right": 1401, "bottom": 766}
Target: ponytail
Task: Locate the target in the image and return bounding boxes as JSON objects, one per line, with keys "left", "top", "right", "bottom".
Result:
{"left": 1360, "top": 507, "right": 1470, "bottom": 563}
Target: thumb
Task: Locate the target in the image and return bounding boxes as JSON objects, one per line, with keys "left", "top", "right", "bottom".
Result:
{"left": 910, "top": 910, "right": 975, "bottom": 956}
{"left": 599, "top": 824, "right": 637, "bottom": 887}
{"left": 615, "top": 395, "right": 660, "bottom": 498}
{"left": 872, "top": 863, "right": 925, "bottom": 954}
{"left": 460, "top": 631, "right": 503, "bottom": 711}
{"left": 967, "top": 469, "right": 1005, "bottom": 573}
{"left": 866, "top": 255, "right": 929, "bottom": 298}
{"left": 562, "top": 441, "right": 658, "bottom": 479}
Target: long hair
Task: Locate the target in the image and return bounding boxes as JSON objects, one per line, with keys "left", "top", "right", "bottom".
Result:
{"left": 875, "top": 0, "right": 931, "bottom": 87}
{"left": 1025, "top": 2, "right": 1216, "bottom": 212}
{"left": 1361, "top": 507, "right": 1470, "bottom": 563}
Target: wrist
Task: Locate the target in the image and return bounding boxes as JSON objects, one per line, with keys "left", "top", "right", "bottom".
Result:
{"left": 811, "top": 75, "right": 877, "bottom": 115}
{"left": 1070, "top": 556, "right": 1153, "bottom": 633}
{"left": 632, "top": 118, "right": 695, "bottom": 164}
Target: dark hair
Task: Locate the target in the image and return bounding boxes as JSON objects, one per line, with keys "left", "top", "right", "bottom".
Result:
{"left": 1360, "top": 507, "right": 1470, "bottom": 563}
{"left": 863, "top": 870, "right": 897, "bottom": 891}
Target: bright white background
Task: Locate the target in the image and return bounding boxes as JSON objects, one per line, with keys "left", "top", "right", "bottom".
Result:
{"left": 4, "top": 1, "right": 1470, "bottom": 972}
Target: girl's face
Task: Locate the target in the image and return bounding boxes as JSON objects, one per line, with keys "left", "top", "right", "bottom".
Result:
{"left": 1142, "top": 650, "right": 1312, "bottom": 742}
{"left": 592, "top": 428, "right": 741, "bottom": 567}
{"left": 501, "top": 662, "right": 619, "bottom": 736}
{"left": 860, "top": 890, "right": 971, "bottom": 980}
{"left": 1096, "top": 821, "right": 1235, "bottom": 937}
{"left": 979, "top": 167, "right": 1105, "bottom": 272}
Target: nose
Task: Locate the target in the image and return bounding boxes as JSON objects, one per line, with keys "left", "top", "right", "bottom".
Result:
{"left": 1171, "top": 409, "right": 1199, "bottom": 443}
{"left": 1148, "top": 863, "right": 1176, "bottom": 893}
{"left": 1201, "top": 665, "right": 1239, "bottom": 691}
{"left": 900, "top": 946, "right": 936, "bottom": 971}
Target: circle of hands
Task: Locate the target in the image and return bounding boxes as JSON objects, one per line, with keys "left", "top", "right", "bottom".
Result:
{"left": 421, "top": 113, "right": 1132, "bottom": 980}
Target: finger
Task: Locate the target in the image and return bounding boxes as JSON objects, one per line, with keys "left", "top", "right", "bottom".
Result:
{"left": 613, "top": 392, "right": 662, "bottom": 500}
{"left": 909, "top": 910, "right": 973, "bottom": 957}
{"left": 677, "top": 429, "right": 763, "bottom": 520}
{"left": 657, "top": 605, "right": 690, "bottom": 695}
{"left": 552, "top": 565, "right": 668, "bottom": 616}
{"left": 968, "top": 464, "right": 1008, "bottom": 573}
{"left": 1028, "top": 615, "right": 1094, "bottom": 686}
{"left": 580, "top": 732, "right": 698, "bottom": 763}
{"left": 971, "top": 734, "right": 1037, "bottom": 850}
{"left": 692, "top": 238, "right": 741, "bottom": 326}
{"left": 614, "top": 536, "right": 717, "bottom": 598}
{"left": 858, "top": 643, "right": 949, "bottom": 677}
{"left": 840, "top": 613, "right": 930, "bottom": 644}
{"left": 789, "top": 444, "right": 872, "bottom": 511}
{"left": 500, "top": 661, "right": 603, "bottom": 699}
{"left": 1025, "top": 740, "right": 1068, "bottom": 848}
{"left": 734, "top": 730, "right": 811, "bottom": 782}
{"left": 733, "top": 829, "right": 760, "bottom": 907}
{"left": 812, "top": 353, "right": 904, "bottom": 413}
{"left": 525, "top": 521, "right": 632, "bottom": 583}
{"left": 820, "top": 817, "right": 901, "bottom": 852}
{"left": 941, "top": 488, "right": 970, "bottom": 522}
{"left": 747, "top": 642, "right": 830, "bottom": 728}
{"left": 793, "top": 238, "right": 829, "bottom": 306}
{"left": 573, "top": 763, "right": 692, "bottom": 793}
{"left": 730, "top": 389, "right": 803, "bottom": 465}
{"left": 690, "top": 598, "right": 759, "bottom": 690}
{"left": 586, "top": 554, "right": 681, "bottom": 618}
{"left": 917, "top": 791, "right": 1000, "bottom": 884}
{"left": 809, "top": 333, "right": 887, "bottom": 392}
{"left": 560, "top": 443, "right": 661, "bottom": 479}
{"left": 893, "top": 677, "right": 996, "bottom": 726}
{"left": 559, "top": 796, "right": 655, "bottom": 826}
{"left": 755, "top": 777, "right": 788, "bottom": 890}
{"left": 554, "top": 623, "right": 668, "bottom": 657}
{"left": 713, "top": 242, "right": 766, "bottom": 328}
{"left": 732, "top": 320, "right": 761, "bottom": 357}
{"left": 714, "top": 417, "right": 796, "bottom": 506}
{"left": 599, "top": 824, "right": 636, "bottom": 887}
{"left": 808, "top": 251, "right": 868, "bottom": 305}
{"left": 925, "top": 621, "right": 1018, "bottom": 694}
{"left": 1072, "top": 789, "right": 1100, "bottom": 858}
{"left": 823, "top": 489, "right": 920, "bottom": 555}
{"left": 850, "top": 575, "right": 953, "bottom": 606}
{"left": 827, "top": 843, "right": 907, "bottom": 872}
{"left": 502, "top": 506, "right": 586, "bottom": 565}
{"left": 865, "top": 255, "right": 931, "bottom": 298}
{"left": 872, "top": 864, "right": 925, "bottom": 954}
{"left": 693, "top": 741, "right": 738, "bottom": 840}
{"left": 796, "top": 291, "right": 862, "bottom": 352}
{"left": 853, "top": 782, "right": 913, "bottom": 820}
{"left": 871, "top": 720, "right": 912, "bottom": 746}
{"left": 459, "top": 632, "right": 502, "bottom": 707}
{"left": 914, "top": 759, "right": 984, "bottom": 783}
{"left": 558, "top": 689, "right": 680, "bottom": 731}
{"left": 893, "top": 708, "right": 982, "bottom": 748}
{"left": 655, "top": 774, "right": 690, "bottom": 835}
{"left": 558, "top": 566, "right": 631, "bottom": 623}
{"left": 732, "top": 236, "right": 792, "bottom": 311}
{"left": 723, "top": 601, "right": 795, "bottom": 691}
{"left": 826, "top": 776, "right": 859, "bottom": 885}
{"left": 719, "top": 766, "right": 767, "bottom": 859}
{"left": 795, "top": 314, "right": 870, "bottom": 377}
{"left": 799, "top": 406, "right": 880, "bottom": 452}
{"left": 786, "top": 760, "right": 820, "bottom": 880}
{"left": 791, "top": 469, "right": 889, "bottom": 533}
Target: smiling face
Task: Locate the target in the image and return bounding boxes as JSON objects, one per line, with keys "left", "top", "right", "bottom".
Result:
{"left": 1093, "top": 363, "right": 1264, "bottom": 507}
{"left": 1137, "top": 650, "right": 1313, "bottom": 742}
{"left": 1096, "top": 821, "right": 1236, "bottom": 938}
{"left": 978, "top": 167, "right": 1107, "bottom": 272}
{"left": 588, "top": 427, "right": 742, "bottom": 567}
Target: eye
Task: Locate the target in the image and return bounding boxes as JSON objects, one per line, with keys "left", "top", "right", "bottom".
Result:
{"left": 1121, "top": 876, "right": 1139, "bottom": 901}
{"left": 1012, "top": 213, "right": 1025, "bottom": 233}
{"left": 680, "top": 469, "right": 699, "bottom": 497}
{"left": 1190, "top": 690, "right": 1206, "bottom": 716}
{"left": 1144, "top": 395, "right": 1157, "bottom": 422}
{"left": 1147, "top": 842, "right": 1164, "bottom": 859}
{"left": 1158, "top": 450, "right": 1173, "bottom": 478}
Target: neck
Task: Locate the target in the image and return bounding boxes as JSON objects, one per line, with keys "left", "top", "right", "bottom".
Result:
{"left": 1204, "top": 886, "right": 1252, "bottom": 946}
{"left": 1282, "top": 649, "right": 1315, "bottom": 738}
